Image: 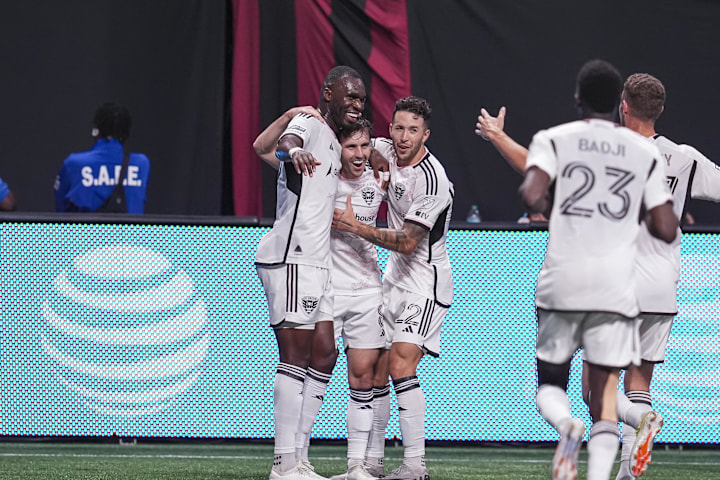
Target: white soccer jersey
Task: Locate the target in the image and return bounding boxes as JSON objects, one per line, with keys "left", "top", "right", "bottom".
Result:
{"left": 374, "top": 138, "right": 454, "bottom": 306}
{"left": 331, "top": 167, "right": 386, "bottom": 295}
{"left": 635, "top": 135, "right": 720, "bottom": 313}
{"left": 255, "top": 112, "right": 341, "bottom": 269}
{"left": 526, "top": 119, "right": 672, "bottom": 317}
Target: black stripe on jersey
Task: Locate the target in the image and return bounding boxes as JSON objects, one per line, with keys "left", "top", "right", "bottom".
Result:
{"left": 414, "top": 153, "right": 436, "bottom": 195}
{"left": 433, "top": 265, "right": 452, "bottom": 309}
{"left": 428, "top": 203, "right": 450, "bottom": 258}
{"left": 550, "top": 139, "right": 558, "bottom": 157}
{"left": 682, "top": 160, "right": 698, "bottom": 221}
{"left": 282, "top": 168, "right": 303, "bottom": 262}
{"left": 297, "top": 112, "right": 314, "bottom": 119}
{"left": 647, "top": 158, "right": 658, "bottom": 178}
{"left": 286, "top": 264, "right": 297, "bottom": 313}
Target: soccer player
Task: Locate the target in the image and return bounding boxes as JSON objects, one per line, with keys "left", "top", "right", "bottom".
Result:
{"left": 254, "top": 65, "right": 367, "bottom": 480}
{"left": 476, "top": 73, "right": 720, "bottom": 479}
{"left": 519, "top": 59, "right": 679, "bottom": 480}
{"left": 334, "top": 96, "right": 454, "bottom": 480}
{"left": 255, "top": 112, "right": 389, "bottom": 480}
{"left": 611, "top": 73, "right": 720, "bottom": 479}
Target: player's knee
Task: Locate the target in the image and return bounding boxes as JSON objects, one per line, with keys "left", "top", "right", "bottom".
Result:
{"left": 536, "top": 358, "right": 571, "bottom": 390}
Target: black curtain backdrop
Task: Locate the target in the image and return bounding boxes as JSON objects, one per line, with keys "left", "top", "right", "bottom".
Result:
{"left": 0, "top": 1, "right": 227, "bottom": 215}
{"left": 256, "top": 0, "right": 720, "bottom": 223}
{"left": 3, "top": 1, "right": 720, "bottom": 222}
{"left": 404, "top": 0, "right": 720, "bottom": 223}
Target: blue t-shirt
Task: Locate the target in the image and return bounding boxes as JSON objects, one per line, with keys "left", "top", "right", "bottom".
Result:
{"left": 54, "top": 139, "right": 150, "bottom": 214}
{"left": 0, "top": 176, "right": 10, "bottom": 202}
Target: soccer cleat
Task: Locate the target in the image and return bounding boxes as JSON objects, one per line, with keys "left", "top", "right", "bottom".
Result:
{"left": 383, "top": 464, "right": 429, "bottom": 480}
{"left": 552, "top": 418, "right": 585, "bottom": 480}
{"left": 270, "top": 466, "right": 303, "bottom": 480}
{"left": 630, "top": 411, "right": 664, "bottom": 477}
{"left": 363, "top": 462, "right": 386, "bottom": 479}
{"left": 346, "top": 464, "right": 379, "bottom": 480}
{"left": 297, "top": 461, "right": 330, "bottom": 480}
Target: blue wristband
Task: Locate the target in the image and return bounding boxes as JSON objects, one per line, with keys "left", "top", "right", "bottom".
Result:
{"left": 275, "top": 150, "right": 290, "bottom": 161}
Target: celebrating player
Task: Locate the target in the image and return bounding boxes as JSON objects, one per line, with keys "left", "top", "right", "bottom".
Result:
{"left": 334, "top": 96, "right": 454, "bottom": 480}
{"left": 254, "top": 65, "right": 367, "bottom": 480}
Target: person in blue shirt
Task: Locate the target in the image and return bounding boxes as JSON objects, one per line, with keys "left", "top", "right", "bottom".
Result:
{"left": 0, "top": 176, "right": 16, "bottom": 211}
{"left": 54, "top": 102, "right": 150, "bottom": 213}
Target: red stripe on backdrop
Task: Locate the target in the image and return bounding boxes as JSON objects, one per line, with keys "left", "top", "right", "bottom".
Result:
{"left": 296, "top": 0, "right": 335, "bottom": 105}
{"left": 365, "top": 0, "right": 411, "bottom": 136}
{"left": 232, "top": 0, "right": 262, "bottom": 216}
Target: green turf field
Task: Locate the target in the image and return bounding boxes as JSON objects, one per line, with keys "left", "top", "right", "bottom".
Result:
{"left": 1, "top": 441, "right": 719, "bottom": 480}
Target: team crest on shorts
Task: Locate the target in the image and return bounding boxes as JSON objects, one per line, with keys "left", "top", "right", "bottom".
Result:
{"left": 361, "top": 187, "right": 375, "bottom": 205}
{"left": 301, "top": 296, "right": 319, "bottom": 315}
{"left": 394, "top": 183, "right": 406, "bottom": 200}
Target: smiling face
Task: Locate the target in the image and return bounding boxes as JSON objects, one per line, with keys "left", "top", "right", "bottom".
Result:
{"left": 390, "top": 110, "right": 430, "bottom": 166}
{"left": 324, "top": 76, "right": 367, "bottom": 133}
{"left": 340, "top": 128, "right": 371, "bottom": 179}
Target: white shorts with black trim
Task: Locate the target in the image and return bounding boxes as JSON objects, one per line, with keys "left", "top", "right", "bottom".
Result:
{"left": 382, "top": 282, "right": 448, "bottom": 357}
{"left": 256, "top": 263, "right": 333, "bottom": 329}
{"left": 536, "top": 308, "right": 640, "bottom": 368}
{"left": 333, "top": 290, "right": 385, "bottom": 350}
{"left": 638, "top": 313, "right": 674, "bottom": 362}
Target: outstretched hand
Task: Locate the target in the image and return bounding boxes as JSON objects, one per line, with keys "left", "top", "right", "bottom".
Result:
{"left": 332, "top": 195, "right": 357, "bottom": 232}
{"left": 475, "top": 106, "right": 506, "bottom": 141}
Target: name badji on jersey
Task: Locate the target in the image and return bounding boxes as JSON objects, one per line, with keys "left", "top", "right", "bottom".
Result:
{"left": 81, "top": 165, "right": 143, "bottom": 187}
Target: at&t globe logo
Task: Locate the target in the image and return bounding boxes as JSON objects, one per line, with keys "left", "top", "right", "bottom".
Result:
{"left": 40, "top": 244, "right": 209, "bottom": 416}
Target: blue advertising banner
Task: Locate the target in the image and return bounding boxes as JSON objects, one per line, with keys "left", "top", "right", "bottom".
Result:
{"left": 1, "top": 222, "right": 718, "bottom": 443}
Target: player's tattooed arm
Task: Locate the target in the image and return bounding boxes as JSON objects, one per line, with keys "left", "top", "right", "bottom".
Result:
{"left": 333, "top": 195, "right": 427, "bottom": 254}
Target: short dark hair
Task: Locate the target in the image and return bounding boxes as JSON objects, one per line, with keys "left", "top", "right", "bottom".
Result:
{"left": 93, "top": 102, "right": 131, "bottom": 143}
{"left": 576, "top": 60, "right": 623, "bottom": 114}
{"left": 339, "top": 117, "right": 373, "bottom": 142}
{"left": 623, "top": 73, "right": 666, "bottom": 122}
{"left": 393, "top": 96, "right": 432, "bottom": 128}
{"left": 322, "top": 65, "right": 363, "bottom": 91}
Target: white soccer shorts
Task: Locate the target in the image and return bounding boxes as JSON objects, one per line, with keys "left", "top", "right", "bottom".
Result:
{"left": 333, "top": 291, "right": 386, "bottom": 350}
{"left": 536, "top": 309, "right": 640, "bottom": 368}
{"left": 256, "top": 263, "right": 333, "bottom": 329}
{"left": 637, "top": 313, "right": 674, "bottom": 362}
{"left": 382, "top": 282, "right": 448, "bottom": 357}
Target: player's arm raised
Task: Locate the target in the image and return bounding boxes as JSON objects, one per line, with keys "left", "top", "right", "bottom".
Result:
{"left": 253, "top": 106, "right": 323, "bottom": 174}
{"left": 476, "top": 106, "right": 529, "bottom": 173}
{"left": 333, "top": 195, "right": 426, "bottom": 254}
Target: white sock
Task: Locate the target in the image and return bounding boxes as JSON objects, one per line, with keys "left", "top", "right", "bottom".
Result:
{"left": 347, "top": 388, "right": 373, "bottom": 467}
{"left": 366, "top": 383, "right": 391, "bottom": 463}
{"left": 536, "top": 384, "right": 573, "bottom": 433}
{"left": 619, "top": 390, "right": 652, "bottom": 428}
{"left": 394, "top": 376, "right": 426, "bottom": 459}
{"left": 295, "top": 368, "right": 332, "bottom": 463}
{"left": 274, "top": 363, "right": 306, "bottom": 472}
{"left": 587, "top": 421, "right": 619, "bottom": 480}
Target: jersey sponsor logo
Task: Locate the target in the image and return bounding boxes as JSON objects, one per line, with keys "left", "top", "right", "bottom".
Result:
{"left": 81, "top": 165, "right": 143, "bottom": 187}
{"left": 361, "top": 187, "right": 375, "bottom": 205}
{"left": 355, "top": 214, "right": 376, "bottom": 223}
{"left": 415, "top": 210, "right": 430, "bottom": 220}
{"left": 394, "top": 183, "right": 406, "bottom": 200}
{"left": 578, "top": 138, "right": 626, "bottom": 157}
{"left": 301, "top": 296, "right": 319, "bottom": 315}
{"left": 287, "top": 125, "right": 306, "bottom": 134}
{"left": 666, "top": 175, "right": 679, "bottom": 194}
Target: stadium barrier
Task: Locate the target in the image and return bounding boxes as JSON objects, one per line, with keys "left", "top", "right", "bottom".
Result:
{"left": 1, "top": 213, "right": 718, "bottom": 443}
